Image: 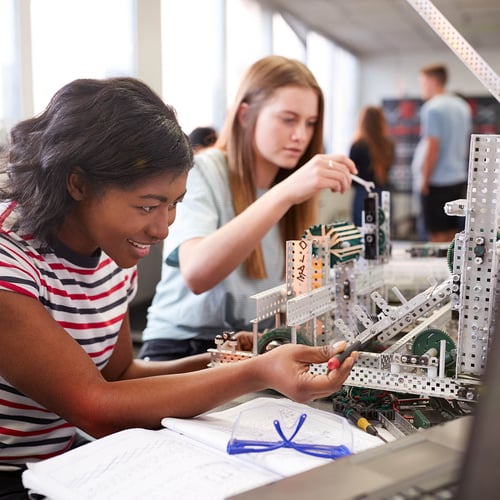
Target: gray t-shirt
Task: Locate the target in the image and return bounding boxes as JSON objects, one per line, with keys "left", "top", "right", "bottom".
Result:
{"left": 420, "top": 93, "right": 471, "bottom": 186}
{"left": 142, "top": 149, "right": 284, "bottom": 341}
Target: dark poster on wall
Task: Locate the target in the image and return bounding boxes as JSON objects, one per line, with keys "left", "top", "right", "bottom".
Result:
{"left": 382, "top": 95, "right": 500, "bottom": 193}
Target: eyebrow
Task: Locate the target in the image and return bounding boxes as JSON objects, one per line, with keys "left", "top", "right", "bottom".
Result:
{"left": 280, "top": 110, "right": 318, "bottom": 120}
{"left": 138, "top": 190, "right": 187, "bottom": 203}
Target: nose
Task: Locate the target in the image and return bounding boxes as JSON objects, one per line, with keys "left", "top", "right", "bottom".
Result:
{"left": 291, "top": 122, "right": 309, "bottom": 141}
{"left": 146, "top": 211, "right": 172, "bottom": 242}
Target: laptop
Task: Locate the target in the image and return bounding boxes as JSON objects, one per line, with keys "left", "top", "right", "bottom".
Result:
{"left": 228, "top": 310, "right": 500, "bottom": 499}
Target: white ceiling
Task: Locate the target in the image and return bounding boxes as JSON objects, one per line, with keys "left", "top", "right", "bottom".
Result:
{"left": 253, "top": 0, "right": 500, "bottom": 57}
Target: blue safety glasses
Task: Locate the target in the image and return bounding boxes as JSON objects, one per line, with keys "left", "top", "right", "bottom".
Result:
{"left": 227, "top": 412, "right": 351, "bottom": 460}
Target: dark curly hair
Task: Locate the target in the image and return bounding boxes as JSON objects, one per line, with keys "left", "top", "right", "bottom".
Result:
{"left": 0, "top": 77, "right": 193, "bottom": 240}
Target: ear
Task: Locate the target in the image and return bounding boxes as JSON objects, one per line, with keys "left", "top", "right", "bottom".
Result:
{"left": 237, "top": 102, "right": 249, "bottom": 128}
{"left": 66, "top": 168, "right": 88, "bottom": 201}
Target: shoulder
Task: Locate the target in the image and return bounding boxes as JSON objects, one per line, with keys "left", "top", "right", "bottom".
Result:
{"left": 350, "top": 139, "right": 370, "bottom": 159}
{"left": 352, "top": 139, "right": 368, "bottom": 148}
{"left": 190, "top": 148, "right": 230, "bottom": 191}
{"left": 0, "top": 228, "right": 45, "bottom": 298}
{"left": 423, "top": 96, "right": 440, "bottom": 111}
{"left": 350, "top": 139, "right": 368, "bottom": 153}
{"left": 193, "top": 148, "right": 228, "bottom": 173}
{"left": 428, "top": 94, "right": 462, "bottom": 110}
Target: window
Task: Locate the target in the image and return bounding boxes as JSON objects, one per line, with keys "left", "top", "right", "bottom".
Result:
{"left": 30, "top": 0, "right": 135, "bottom": 113}
{"left": 0, "top": 0, "right": 20, "bottom": 142}
{"left": 161, "top": 0, "right": 221, "bottom": 134}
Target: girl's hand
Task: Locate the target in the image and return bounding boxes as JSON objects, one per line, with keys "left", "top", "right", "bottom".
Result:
{"left": 277, "top": 154, "right": 358, "bottom": 206}
{"left": 232, "top": 331, "right": 256, "bottom": 352}
{"left": 253, "top": 341, "right": 357, "bottom": 403}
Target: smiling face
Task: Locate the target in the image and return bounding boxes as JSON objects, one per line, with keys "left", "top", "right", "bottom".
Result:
{"left": 58, "top": 170, "right": 188, "bottom": 268}
{"left": 252, "top": 85, "right": 318, "bottom": 188}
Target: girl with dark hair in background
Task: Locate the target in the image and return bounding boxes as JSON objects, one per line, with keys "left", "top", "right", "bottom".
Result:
{"left": 188, "top": 126, "right": 218, "bottom": 153}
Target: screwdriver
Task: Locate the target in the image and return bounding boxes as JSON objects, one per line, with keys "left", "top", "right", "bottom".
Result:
{"left": 344, "top": 407, "right": 388, "bottom": 443}
{"left": 327, "top": 340, "right": 361, "bottom": 371}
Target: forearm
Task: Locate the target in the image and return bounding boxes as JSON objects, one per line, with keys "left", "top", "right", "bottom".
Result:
{"left": 180, "top": 185, "right": 292, "bottom": 292}
{"left": 81, "top": 358, "right": 265, "bottom": 437}
{"left": 180, "top": 154, "right": 355, "bottom": 293}
{"left": 119, "top": 353, "right": 212, "bottom": 379}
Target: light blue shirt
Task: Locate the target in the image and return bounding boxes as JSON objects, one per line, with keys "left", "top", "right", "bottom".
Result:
{"left": 142, "top": 149, "right": 284, "bottom": 341}
{"left": 420, "top": 93, "right": 472, "bottom": 186}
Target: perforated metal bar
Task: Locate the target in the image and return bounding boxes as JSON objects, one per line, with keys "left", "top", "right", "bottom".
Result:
{"left": 250, "top": 284, "right": 286, "bottom": 322}
{"left": 456, "top": 135, "right": 500, "bottom": 376}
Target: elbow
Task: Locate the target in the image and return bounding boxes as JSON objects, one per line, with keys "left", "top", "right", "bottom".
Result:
{"left": 61, "top": 388, "right": 124, "bottom": 439}
{"left": 182, "top": 268, "right": 212, "bottom": 295}
{"left": 185, "top": 280, "right": 209, "bottom": 295}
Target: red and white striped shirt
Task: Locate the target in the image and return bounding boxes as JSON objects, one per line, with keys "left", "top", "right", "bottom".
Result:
{"left": 0, "top": 204, "right": 137, "bottom": 469}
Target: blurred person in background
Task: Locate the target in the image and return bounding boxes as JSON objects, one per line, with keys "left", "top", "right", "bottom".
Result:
{"left": 188, "top": 126, "right": 218, "bottom": 153}
{"left": 414, "top": 63, "right": 471, "bottom": 242}
{"left": 349, "top": 105, "right": 395, "bottom": 227}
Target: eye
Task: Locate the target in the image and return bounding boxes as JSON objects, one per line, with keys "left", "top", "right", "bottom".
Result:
{"left": 140, "top": 206, "right": 157, "bottom": 214}
{"left": 167, "top": 200, "right": 181, "bottom": 210}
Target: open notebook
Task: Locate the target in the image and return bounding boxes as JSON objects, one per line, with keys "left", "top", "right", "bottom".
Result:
{"left": 22, "top": 397, "right": 382, "bottom": 500}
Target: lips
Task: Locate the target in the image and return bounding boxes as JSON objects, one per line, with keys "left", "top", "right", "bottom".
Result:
{"left": 127, "top": 239, "right": 150, "bottom": 250}
{"left": 283, "top": 148, "right": 304, "bottom": 160}
{"left": 127, "top": 239, "right": 151, "bottom": 259}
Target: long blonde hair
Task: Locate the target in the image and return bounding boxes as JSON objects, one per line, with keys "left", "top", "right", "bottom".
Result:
{"left": 216, "top": 55, "right": 324, "bottom": 279}
{"left": 354, "top": 106, "right": 394, "bottom": 185}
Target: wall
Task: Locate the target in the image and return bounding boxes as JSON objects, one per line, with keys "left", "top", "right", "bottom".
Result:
{"left": 360, "top": 48, "right": 500, "bottom": 107}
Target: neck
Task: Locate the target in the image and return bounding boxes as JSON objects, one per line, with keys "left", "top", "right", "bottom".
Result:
{"left": 254, "top": 159, "right": 279, "bottom": 189}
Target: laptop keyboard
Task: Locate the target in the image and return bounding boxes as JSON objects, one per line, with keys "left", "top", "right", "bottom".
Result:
{"left": 385, "top": 481, "right": 458, "bottom": 499}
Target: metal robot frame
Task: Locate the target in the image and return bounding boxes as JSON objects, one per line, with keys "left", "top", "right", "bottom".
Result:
{"left": 209, "top": 0, "right": 500, "bottom": 403}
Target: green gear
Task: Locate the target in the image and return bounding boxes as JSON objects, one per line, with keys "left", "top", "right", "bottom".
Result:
{"left": 378, "top": 208, "right": 386, "bottom": 225}
{"left": 302, "top": 222, "right": 363, "bottom": 267}
{"left": 412, "top": 329, "right": 456, "bottom": 368}
{"left": 447, "top": 239, "right": 455, "bottom": 273}
{"left": 378, "top": 229, "right": 386, "bottom": 254}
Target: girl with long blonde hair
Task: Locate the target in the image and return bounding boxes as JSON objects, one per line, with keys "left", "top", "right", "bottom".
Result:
{"left": 141, "top": 55, "right": 357, "bottom": 360}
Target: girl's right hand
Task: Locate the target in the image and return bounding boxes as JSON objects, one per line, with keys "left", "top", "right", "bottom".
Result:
{"left": 277, "top": 154, "right": 358, "bottom": 206}
{"left": 252, "top": 341, "right": 357, "bottom": 403}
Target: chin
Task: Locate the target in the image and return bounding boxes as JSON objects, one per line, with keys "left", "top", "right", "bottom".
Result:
{"left": 110, "top": 255, "right": 139, "bottom": 269}
{"left": 278, "top": 156, "right": 299, "bottom": 168}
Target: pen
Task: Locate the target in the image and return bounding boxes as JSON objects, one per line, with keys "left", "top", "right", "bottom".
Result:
{"left": 327, "top": 340, "right": 361, "bottom": 371}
